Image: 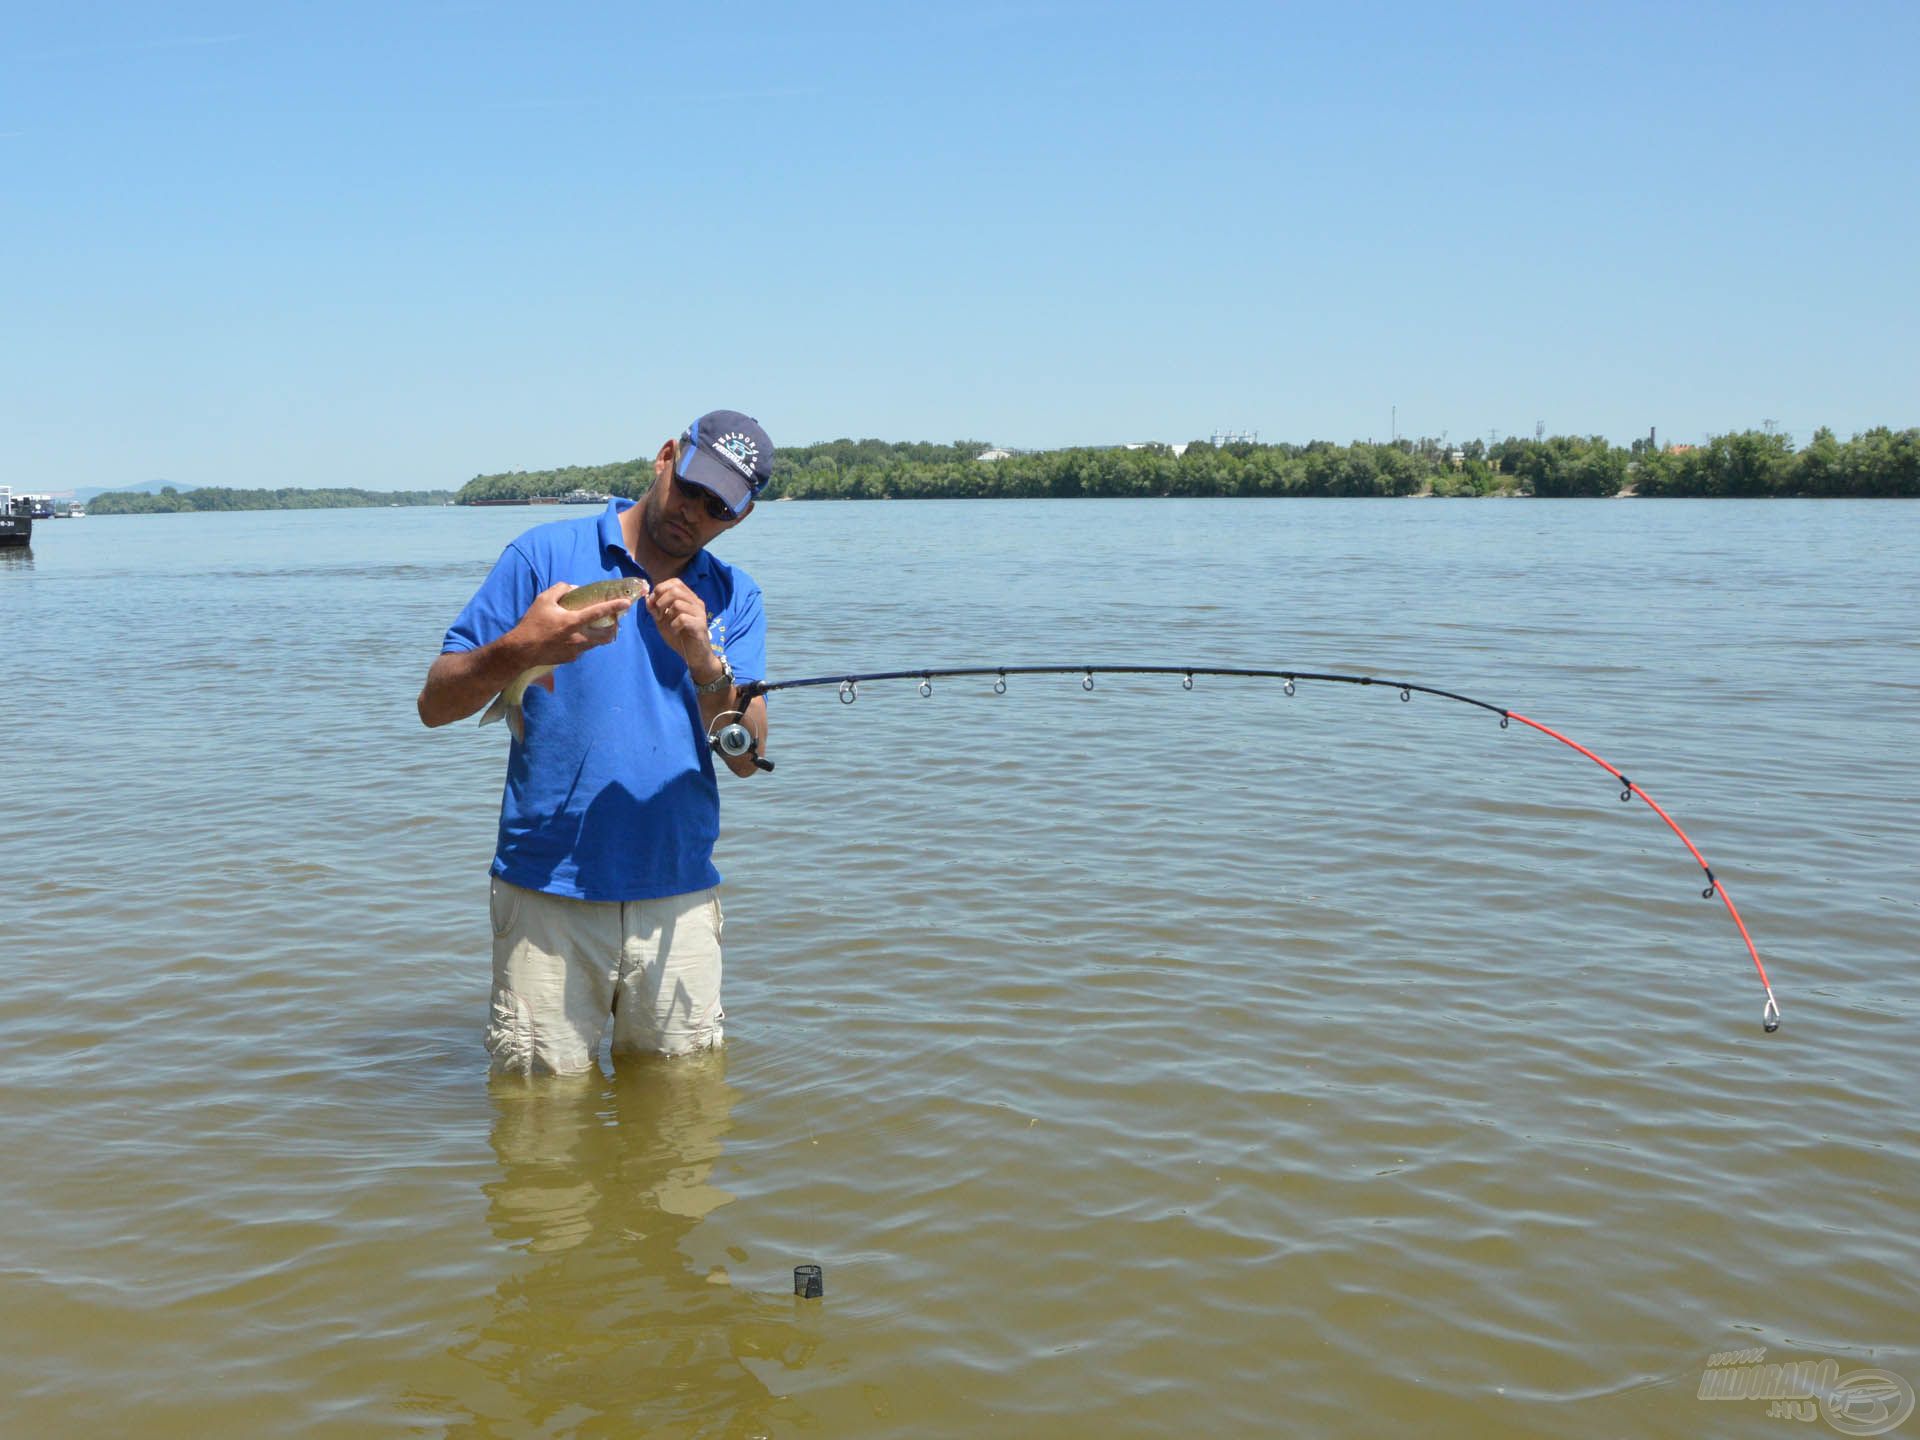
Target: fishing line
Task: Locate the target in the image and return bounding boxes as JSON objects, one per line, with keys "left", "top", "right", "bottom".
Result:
{"left": 711, "top": 664, "right": 1782, "bottom": 1033}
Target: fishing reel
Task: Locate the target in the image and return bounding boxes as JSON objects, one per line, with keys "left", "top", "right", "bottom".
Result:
{"left": 708, "top": 711, "right": 773, "bottom": 772}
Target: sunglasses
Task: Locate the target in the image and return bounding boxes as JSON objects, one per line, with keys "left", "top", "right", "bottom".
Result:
{"left": 672, "top": 472, "right": 736, "bottom": 523}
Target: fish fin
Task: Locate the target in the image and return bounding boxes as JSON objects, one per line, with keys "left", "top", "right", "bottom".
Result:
{"left": 479, "top": 692, "right": 507, "bottom": 727}
{"left": 506, "top": 703, "right": 525, "bottom": 744}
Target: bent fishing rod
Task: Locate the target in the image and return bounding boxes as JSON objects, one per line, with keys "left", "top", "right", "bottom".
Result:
{"left": 707, "top": 664, "right": 1782, "bottom": 1034}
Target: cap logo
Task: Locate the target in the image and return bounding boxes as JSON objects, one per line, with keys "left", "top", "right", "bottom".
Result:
{"left": 711, "top": 432, "right": 760, "bottom": 480}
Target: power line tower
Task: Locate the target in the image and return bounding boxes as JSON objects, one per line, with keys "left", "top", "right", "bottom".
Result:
{"left": 1535, "top": 420, "right": 1546, "bottom": 440}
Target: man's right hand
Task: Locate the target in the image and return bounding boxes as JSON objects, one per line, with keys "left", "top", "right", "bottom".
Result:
{"left": 504, "top": 583, "right": 638, "bottom": 671}
{"left": 416, "top": 582, "right": 640, "bottom": 727}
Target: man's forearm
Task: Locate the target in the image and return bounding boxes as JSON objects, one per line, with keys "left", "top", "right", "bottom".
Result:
{"left": 420, "top": 584, "right": 640, "bottom": 729}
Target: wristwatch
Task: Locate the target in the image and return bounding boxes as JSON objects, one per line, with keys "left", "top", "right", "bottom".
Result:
{"left": 694, "top": 656, "right": 735, "bottom": 696}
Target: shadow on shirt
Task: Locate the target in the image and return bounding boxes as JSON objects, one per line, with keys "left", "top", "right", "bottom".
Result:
{"left": 504, "top": 746, "right": 718, "bottom": 894}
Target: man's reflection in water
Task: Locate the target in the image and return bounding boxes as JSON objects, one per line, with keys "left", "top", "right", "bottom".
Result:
{"left": 422, "top": 1054, "right": 820, "bottom": 1437}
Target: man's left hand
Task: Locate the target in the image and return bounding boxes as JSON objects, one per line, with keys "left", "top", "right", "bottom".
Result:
{"left": 647, "top": 579, "right": 725, "bottom": 684}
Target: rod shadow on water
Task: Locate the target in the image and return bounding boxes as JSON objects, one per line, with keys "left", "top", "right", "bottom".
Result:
{"left": 407, "top": 1054, "right": 821, "bottom": 1436}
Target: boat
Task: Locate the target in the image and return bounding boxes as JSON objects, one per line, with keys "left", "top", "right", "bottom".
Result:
{"left": 0, "top": 487, "right": 31, "bottom": 548}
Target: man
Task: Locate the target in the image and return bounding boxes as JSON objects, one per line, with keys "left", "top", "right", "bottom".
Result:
{"left": 418, "top": 409, "right": 773, "bottom": 1074}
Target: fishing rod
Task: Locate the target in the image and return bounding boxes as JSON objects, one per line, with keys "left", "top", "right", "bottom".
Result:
{"left": 707, "top": 664, "right": 1782, "bottom": 1033}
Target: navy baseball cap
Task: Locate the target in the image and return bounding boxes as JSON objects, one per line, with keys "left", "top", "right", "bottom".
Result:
{"left": 677, "top": 409, "right": 774, "bottom": 517}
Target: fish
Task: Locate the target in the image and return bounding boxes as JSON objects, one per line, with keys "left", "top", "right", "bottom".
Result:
{"left": 479, "top": 577, "right": 650, "bottom": 742}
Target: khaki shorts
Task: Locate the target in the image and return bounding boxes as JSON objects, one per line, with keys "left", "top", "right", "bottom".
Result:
{"left": 486, "top": 877, "right": 725, "bottom": 1075}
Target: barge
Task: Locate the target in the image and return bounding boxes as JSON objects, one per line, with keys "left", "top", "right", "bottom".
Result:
{"left": 0, "top": 486, "right": 31, "bottom": 548}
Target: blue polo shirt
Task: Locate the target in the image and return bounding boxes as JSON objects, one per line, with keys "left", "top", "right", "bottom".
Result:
{"left": 442, "top": 499, "right": 766, "bottom": 901}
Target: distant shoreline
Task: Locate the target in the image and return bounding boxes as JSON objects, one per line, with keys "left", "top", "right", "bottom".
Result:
{"left": 72, "top": 488, "right": 1920, "bottom": 517}
{"left": 70, "top": 425, "right": 1920, "bottom": 514}
{"left": 84, "top": 485, "right": 456, "bottom": 515}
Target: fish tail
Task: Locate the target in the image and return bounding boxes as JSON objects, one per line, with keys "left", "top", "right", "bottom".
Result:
{"left": 480, "top": 666, "right": 547, "bottom": 742}
{"left": 478, "top": 692, "right": 527, "bottom": 742}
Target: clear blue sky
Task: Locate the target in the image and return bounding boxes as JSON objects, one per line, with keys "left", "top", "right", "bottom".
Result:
{"left": 4, "top": 1, "right": 1916, "bottom": 491}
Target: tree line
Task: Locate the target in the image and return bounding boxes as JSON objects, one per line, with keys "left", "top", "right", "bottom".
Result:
{"left": 85, "top": 427, "right": 1920, "bottom": 515}
{"left": 456, "top": 427, "right": 1918, "bottom": 504}
{"left": 89, "top": 485, "right": 455, "bottom": 514}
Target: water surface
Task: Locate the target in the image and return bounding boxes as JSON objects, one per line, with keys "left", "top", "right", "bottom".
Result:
{"left": 2, "top": 499, "right": 1915, "bottom": 1437}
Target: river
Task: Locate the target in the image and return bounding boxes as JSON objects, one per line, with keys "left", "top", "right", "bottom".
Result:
{"left": 2, "top": 498, "right": 1914, "bottom": 1437}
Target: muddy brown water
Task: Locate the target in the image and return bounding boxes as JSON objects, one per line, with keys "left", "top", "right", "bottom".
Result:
{"left": 3, "top": 498, "right": 1914, "bottom": 1437}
